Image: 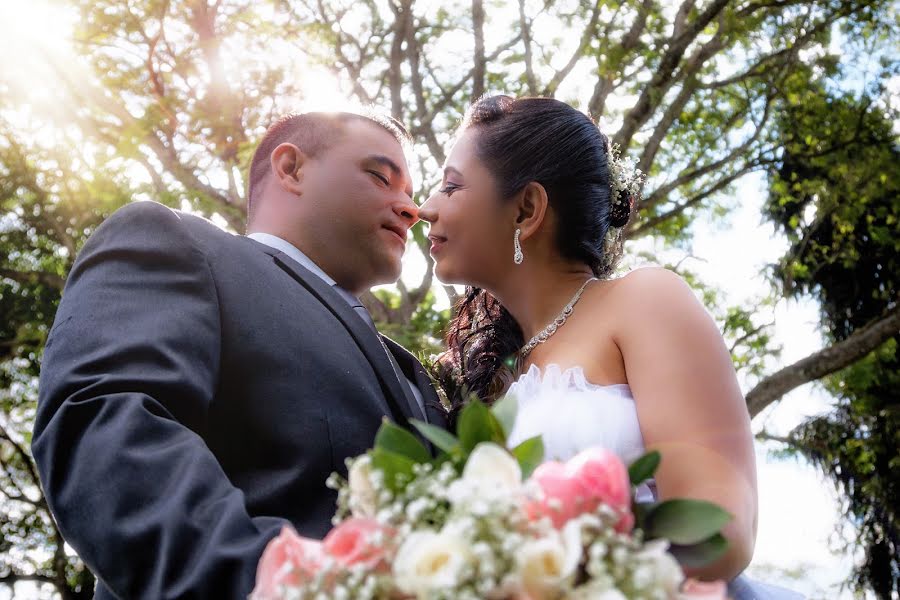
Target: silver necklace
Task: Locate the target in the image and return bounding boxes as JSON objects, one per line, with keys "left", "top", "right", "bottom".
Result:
{"left": 519, "top": 277, "right": 598, "bottom": 359}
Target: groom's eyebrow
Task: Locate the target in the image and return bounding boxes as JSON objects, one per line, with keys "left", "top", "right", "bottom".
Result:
{"left": 367, "top": 155, "right": 402, "bottom": 176}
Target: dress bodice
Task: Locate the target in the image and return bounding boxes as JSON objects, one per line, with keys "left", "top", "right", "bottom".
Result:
{"left": 506, "top": 363, "right": 655, "bottom": 502}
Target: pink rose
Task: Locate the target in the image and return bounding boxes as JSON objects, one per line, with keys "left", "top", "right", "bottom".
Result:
{"left": 680, "top": 578, "right": 729, "bottom": 599}
{"left": 568, "top": 447, "right": 633, "bottom": 532}
{"left": 251, "top": 527, "right": 324, "bottom": 600}
{"left": 323, "top": 517, "right": 391, "bottom": 569}
{"left": 525, "top": 461, "right": 589, "bottom": 528}
{"left": 524, "top": 447, "right": 633, "bottom": 531}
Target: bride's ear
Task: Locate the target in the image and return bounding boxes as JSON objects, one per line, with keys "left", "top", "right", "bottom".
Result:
{"left": 271, "top": 143, "right": 307, "bottom": 196}
{"left": 515, "top": 181, "right": 549, "bottom": 241}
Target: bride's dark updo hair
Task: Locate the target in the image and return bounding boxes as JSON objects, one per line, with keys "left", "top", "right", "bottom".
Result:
{"left": 434, "top": 95, "right": 635, "bottom": 417}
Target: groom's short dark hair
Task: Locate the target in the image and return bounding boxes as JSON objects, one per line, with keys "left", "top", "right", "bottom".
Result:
{"left": 247, "top": 111, "right": 410, "bottom": 220}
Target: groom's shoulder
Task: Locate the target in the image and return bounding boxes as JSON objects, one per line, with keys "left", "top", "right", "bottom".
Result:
{"left": 100, "top": 201, "right": 237, "bottom": 243}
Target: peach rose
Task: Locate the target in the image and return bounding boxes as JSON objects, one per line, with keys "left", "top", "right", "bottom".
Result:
{"left": 251, "top": 527, "right": 324, "bottom": 600}
{"left": 323, "top": 517, "right": 391, "bottom": 569}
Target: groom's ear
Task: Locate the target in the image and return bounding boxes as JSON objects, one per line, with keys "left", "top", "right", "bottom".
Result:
{"left": 516, "top": 181, "right": 549, "bottom": 241}
{"left": 271, "top": 143, "right": 307, "bottom": 196}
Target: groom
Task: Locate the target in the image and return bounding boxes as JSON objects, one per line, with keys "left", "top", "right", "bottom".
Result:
{"left": 32, "top": 111, "right": 447, "bottom": 599}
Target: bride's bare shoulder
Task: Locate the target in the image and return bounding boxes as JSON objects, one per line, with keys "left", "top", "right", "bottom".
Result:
{"left": 583, "top": 266, "right": 705, "bottom": 325}
{"left": 601, "top": 266, "right": 694, "bottom": 300}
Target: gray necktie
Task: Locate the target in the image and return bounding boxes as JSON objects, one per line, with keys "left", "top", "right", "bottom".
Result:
{"left": 332, "top": 285, "right": 427, "bottom": 422}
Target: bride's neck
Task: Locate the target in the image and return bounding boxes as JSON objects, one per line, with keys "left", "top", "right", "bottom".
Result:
{"left": 489, "top": 258, "right": 595, "bottom": 342}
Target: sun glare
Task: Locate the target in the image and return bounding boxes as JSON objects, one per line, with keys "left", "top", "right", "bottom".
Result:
{"left": 0, "top": 1, "right": 79, "bottom": 104}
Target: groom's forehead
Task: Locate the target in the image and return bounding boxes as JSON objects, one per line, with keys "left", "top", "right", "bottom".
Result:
{"left": 332, "top": 121, "right": 411, "bottom": 172}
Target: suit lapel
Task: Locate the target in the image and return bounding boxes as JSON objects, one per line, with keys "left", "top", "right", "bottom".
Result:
{"left": 250, "top": 241, "right": 416, "bottom": 425}
{"left": 383, "top": 337, "right": 450, "bottom": 432}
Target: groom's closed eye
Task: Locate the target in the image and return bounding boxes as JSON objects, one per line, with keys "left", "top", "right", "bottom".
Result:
{"left": 363, "top": 155, "right": 414, "bottom": 199}
{"left": 368, "top": 170, "right": 390, "bottom": 185}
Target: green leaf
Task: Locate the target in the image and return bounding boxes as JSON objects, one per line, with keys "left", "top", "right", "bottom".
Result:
{"left": 370, "top": 447, "right": 416, "bottom": 492}
{"left": 410, "top": 419, "right": 460, "bottom": 454}
{"left": 374, "top": 419, "right": 431, "bottom": 464}
{"left": 458, "top": 399, "right": 499, "bottom": 451}
{"left": 628, "top": 450, "right": 661, "bottom": 485}
{"left": 491, "top": 393, "right": 518, "bottom": 438}
{"left": 644, "top": 499, "right": 733, "bottom": 545}
{"left": 511, "top": 435, "right": 544, "bottom": 479}
{"left": 668, "top": 534, "right": 730, "bottom": 568}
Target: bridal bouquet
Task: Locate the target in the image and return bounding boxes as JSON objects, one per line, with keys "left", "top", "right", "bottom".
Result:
{"left": 251, "top": 396, "right": 731, "bottom": 599}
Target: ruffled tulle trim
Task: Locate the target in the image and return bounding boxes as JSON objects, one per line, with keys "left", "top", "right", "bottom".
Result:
{"left": 509, "top": 363, "right": 632, "bottom": 400}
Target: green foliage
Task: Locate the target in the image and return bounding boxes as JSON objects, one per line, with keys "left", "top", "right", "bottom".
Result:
{"left": 765, "top": 76, "right": 899, "bottom": 596}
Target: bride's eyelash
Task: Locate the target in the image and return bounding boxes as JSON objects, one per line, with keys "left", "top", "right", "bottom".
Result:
{"left": 440, "top": 183, "right": 460, "bottom": 195}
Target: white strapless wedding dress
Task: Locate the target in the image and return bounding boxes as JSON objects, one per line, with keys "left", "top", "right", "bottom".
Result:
{"left": 506, "top": 364, "right": 804, "bottom": 600}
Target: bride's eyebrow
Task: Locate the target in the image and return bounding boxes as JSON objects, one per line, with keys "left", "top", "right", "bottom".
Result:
{"left": 443, "top": 166, "right": 464, "bottom": 180}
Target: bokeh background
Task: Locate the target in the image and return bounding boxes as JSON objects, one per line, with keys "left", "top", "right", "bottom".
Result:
{"left": 0, "top": 0, "right": 897, "bottom": 598}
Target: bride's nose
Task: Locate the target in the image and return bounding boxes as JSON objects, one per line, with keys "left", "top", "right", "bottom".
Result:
{"left": 417, "top": 196, "right": 437, "bottom": 223}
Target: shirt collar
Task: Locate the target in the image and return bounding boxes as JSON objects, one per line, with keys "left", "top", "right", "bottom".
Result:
{"left": 247, "top": 232, "right": 337, "bottom": 288}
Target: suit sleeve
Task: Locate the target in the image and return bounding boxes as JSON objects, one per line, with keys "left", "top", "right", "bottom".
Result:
{"left": 32, "top": 202, "right": 286, "bottom": 599}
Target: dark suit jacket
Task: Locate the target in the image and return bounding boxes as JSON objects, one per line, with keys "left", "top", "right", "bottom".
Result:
{"left": 32, "top": 201, "right": 447, "bottom": 599}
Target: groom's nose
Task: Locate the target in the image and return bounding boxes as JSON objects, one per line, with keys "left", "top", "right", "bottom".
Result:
{"left": 392, "top": 198, "right": 419, "bottom": 227}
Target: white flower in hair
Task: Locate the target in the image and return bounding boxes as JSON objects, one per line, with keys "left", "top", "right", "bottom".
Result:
{"left": 608, "top": 144, "right": 644, "bottom": 209}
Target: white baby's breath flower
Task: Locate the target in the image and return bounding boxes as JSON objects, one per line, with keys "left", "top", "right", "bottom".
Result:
{"left": 566, "top": 584, "right": 627, "bottom": 600}
{"left": 649, "top": 549, "right": 684, "bottom": 595}
{"left": 393, "top": 528, "right": 473, "bottom": 598}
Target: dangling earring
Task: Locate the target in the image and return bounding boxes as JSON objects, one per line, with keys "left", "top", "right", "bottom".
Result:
{"left": 513, "top": 228, "right": 524, "bottom": 264}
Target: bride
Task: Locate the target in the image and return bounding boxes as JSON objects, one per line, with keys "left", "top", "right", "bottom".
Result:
{"left": 418, "top": 95, "right": 801, "bottom": 599}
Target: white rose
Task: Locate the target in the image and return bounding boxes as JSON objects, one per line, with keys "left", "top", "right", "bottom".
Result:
{"left": 393, "top": 529, "right": 473, "bottom": 598}
{"left": 517, "top": 521, "right": 583, "bottom": 598}
{"left": 347, "top": 455, "right": 377, "bottom": 518}
{"left": 450, "top": 442, "right": 522, "bottom": 503}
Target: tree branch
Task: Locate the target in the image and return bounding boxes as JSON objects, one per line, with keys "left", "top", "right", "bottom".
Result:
{"left": 746, "top": 305, "right": 900, "bottom": 417}
{"left": 387, "top": 0, "right": 409, "bottom": 120}
{"left": 518, "top": 0, "right": 538, "bottom": 95}
{"left": 637, "top": 28, "right": 728, "bottom": 172}
{"left": 639, "top": 90, "right": 776, "bottom": 214}
{"left": 420, "top": 32, "right": 522, "bottom": 124}
{"left": 589, "top": 0, "right": 652, "bottom": 117}
{"left": 0, "top": 420, "right": 46, "bottom": 509}
{"left": 0, "top": 573, "right": 57, "bottom": 586}
{"left": 472, "top": 0, "right": 486, "bottom": 99}
{"left": 542, "top": 1, "right": 603, "bottom": 97}
{"left": 630, "top": 164, "right": 757, "bottom": 237}
{"left": 613, "top": 0, "right": 732, "bottom": 151}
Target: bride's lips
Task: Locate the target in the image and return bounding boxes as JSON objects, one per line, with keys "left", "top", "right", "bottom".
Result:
{"left": 428, "top": 233, "right": 447, "bottom": 255}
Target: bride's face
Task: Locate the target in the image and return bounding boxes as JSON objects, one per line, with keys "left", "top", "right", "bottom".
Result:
{"left": 418, "top": 128, "right": 518, "bottom": 287}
